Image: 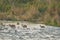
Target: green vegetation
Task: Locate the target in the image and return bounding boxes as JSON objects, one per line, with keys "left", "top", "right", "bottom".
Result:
{"left": 0, "top": 0, "right": 60, "bottom": 27}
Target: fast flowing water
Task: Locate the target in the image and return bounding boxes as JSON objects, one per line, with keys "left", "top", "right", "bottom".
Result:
{"left": 0, "top": 25, "right": 60, "bottom": 40}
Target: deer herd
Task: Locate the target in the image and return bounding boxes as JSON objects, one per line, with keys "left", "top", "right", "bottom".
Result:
{"left": 0, "top": 22, "right": 46, "bottom": 30}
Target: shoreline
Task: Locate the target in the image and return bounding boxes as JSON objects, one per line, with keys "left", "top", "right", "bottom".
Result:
{"left": 0, "top": 20, "right": 60, "bottom": 27}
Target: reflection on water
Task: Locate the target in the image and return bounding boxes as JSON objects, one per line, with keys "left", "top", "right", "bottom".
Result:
{"left": 0, "top": 25, "right": 60, "bottom": 40}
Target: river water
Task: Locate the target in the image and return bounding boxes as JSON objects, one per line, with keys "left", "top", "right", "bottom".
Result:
{"left": 0, "top": 24, "right": 60, "bottom": 40}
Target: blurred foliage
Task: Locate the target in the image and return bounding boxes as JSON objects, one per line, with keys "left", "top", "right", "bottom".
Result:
{"left": 0, "top": 0, "right": 60, "bottom": 26}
